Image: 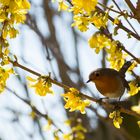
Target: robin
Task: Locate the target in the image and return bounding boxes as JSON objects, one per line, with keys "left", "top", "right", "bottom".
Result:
{"left": 87, "top": 61, "right": 132, "bottom": 99}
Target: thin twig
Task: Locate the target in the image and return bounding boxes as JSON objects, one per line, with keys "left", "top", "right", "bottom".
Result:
{"left": 124, "top": 0, "right": 136, "bottom": 15}
{"left": 98, "top": 2, "right": 135, "bottom": 19}
{"left": 112, "top": 0, "right": 139, "bottom": 36}
{"left": 96, "top": 6, "right": 140, "bottom": 40}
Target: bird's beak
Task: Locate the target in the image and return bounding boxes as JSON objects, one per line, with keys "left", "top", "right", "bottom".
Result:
{"left": 86, "top": 79, "right": 91, "bottom": 83}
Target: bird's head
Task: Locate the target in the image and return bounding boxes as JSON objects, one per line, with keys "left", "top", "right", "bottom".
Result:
{"left": 87, "top": 69, "right": 103, "bottom": 83}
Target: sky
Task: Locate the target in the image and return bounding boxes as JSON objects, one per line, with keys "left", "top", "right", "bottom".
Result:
{"left": 0, "top": 0, "right": 140, "bottom": 140}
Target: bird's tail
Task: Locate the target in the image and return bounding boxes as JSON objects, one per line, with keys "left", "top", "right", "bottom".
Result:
{"left": 119, "top": 60, "right": 133, "bottom": 91}
{"left": 119, "top": 61, "right": 133, "bottom": 76}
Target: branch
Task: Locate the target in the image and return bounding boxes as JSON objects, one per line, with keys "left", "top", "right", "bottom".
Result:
{"left": 98, "top": 2, "right": 135, "bottom": 19}
{"left": 10, "top": 60, "right": 140, "bottom": 119}
{"left": 112, "top": 0, "right": 139, "bottom": 36}
{"left": 113, "top": 0, "right": 140, "bottom": 24}
{"left": 124, "top": 0, "right": 136, "bottom": 15}
{"left": 96, "top": 6, "right": 140, "bottom": 40}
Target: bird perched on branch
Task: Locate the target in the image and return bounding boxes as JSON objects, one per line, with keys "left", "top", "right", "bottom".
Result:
{"left": 87, "top": 61, "right": 132, "bottom": 99}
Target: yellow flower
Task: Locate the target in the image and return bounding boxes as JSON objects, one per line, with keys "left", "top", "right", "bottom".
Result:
{"left": 27, "top": 76, "right": 53, "bottom": 96}
{"left": 58, "top": 1, "right": 69, "bottom": 11}
{"left": 72, "top": 0, "right": 97, "bottom": 14}
{"left": 0, "top": 67, "right": 13, "bottom": 93}
{"left": 106, "top": 41, "right": 126, "bottom": 70}
{"left": 0, "top": 10, "right": 7, "bottom": 22}
{"left": 9, "top": 0, "right": 30, "bottom": 23}
{"left": 10, "top": 13, "right": 26, "bottom": 24}
{"left": 70, "top": 5, "right": 81, "bottom": 15}
{"left": 0, "top": 0, "right": 30, "bottom": 24}
{"left": 128, "top": 61, "right": 137, "bottom": 72}
{"left": 90, "top": 12, "right": 108, "bottom": 29}
{"left": 64, "top": 119, "right": 71, "bottom": 126}
{"left": 2, "top": 25, "right": 19, "bottom": 39}
{"left": 63, "top": 133, "right": 73, "bottom": 140}
{"left": 113, "top": 17, "right": 120, "bottom": 25}
{"left": 54, "top": 135, "right": 60, "bottom": 140}
{"left": 16, "top": 0, "right": 30, "bottom": 9}
{"left": 8, "top": 0, "right": 30, "bottom": 14}
{"left": 74, "top": 131, "right": 85, "bottom": 140}
{"left": 43, "top": 118, "right": 53, "bottom": 131}
{"left": 0, "top": 0, "right": 30, "bottom": 41}
{"left": 89, "top": 33, "right": 126, "bottom": 70}
{"left": 131, "top": 102, "right": 140, "bottom": 114}
{"left": 71, "top": 15, "right": 90, "bottom": 32}
{"left": 109, "top": 110, "right": 123, "bottom": 129}
{"left": 0, "top": 0, "right": 10, "bottom": 6}
{"left": 88, "top": 33, "right": 111, "bottom": 53}
{"left": 72, "top": 124, "right": 87, "bottom": 133}
{"left": 53, "top": 130, "right": 61, "bottom": 140}
{"left": 63, "top": 121, "right": 87, "bottom": 140}
{"left": 62, "top": 88, "right": 90, "bottom": 114}
{"left": 128, "top": 81, "right": 140, "bottom": 96}
{"left": 29, "top": 111, "right": 36, "bottom": 119}
{"left": 0, "top": 47, "right": 11, "bottom": 65}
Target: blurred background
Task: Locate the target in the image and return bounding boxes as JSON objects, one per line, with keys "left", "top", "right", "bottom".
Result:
{"left": 0, "top": 0, "right": 140, "bottom": 140}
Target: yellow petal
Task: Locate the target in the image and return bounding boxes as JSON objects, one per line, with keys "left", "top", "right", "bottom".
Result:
{"left": 26, "top": 76, "right": 36, "bottom": 82}
{"left": 58, "top": 1, "right": 69, "bottom": 11}
{"left": 113, "top": 120, "right": 120, "bottom": 129}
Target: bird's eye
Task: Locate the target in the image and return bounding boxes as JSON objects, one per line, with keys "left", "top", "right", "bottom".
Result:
{"left": 95, "top": 72, "right": 100, "bottom": 77}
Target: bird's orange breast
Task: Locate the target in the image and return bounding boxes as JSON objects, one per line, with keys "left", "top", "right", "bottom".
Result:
{"left": 94, "top": 75, "right": 123, "bottom": 97}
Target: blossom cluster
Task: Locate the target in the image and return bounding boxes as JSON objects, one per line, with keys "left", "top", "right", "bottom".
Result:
{"left": 88, "top": 32, "right": 126, "bottom": 70}
{"left": 63, "top": 120, "right": 87, "bottom": 140}
{"left": 62, "top": 88, "right": 90, "bottom": 114}
{"left": 0, "top": 0, "right": 30, "bottom": 40}
{"left": 0, "top": 67, "right": 13, "bottom": 93}
{"left": 27, "top": 76, "right": 53, "bottom": 96}
{"left": 58, "top": 0, "right": 109, "bottom": 31}
{"left": 50, "top": 119, "right": 87, "bottom": 140}
{"left": 0, "top": 0, "right": 30, "bottom": 93}
{"left": 128, "top": 80, "right": 140, "bottom": 96}
{"left": 109, "top": 110, "right": 123, "bottom": 129}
